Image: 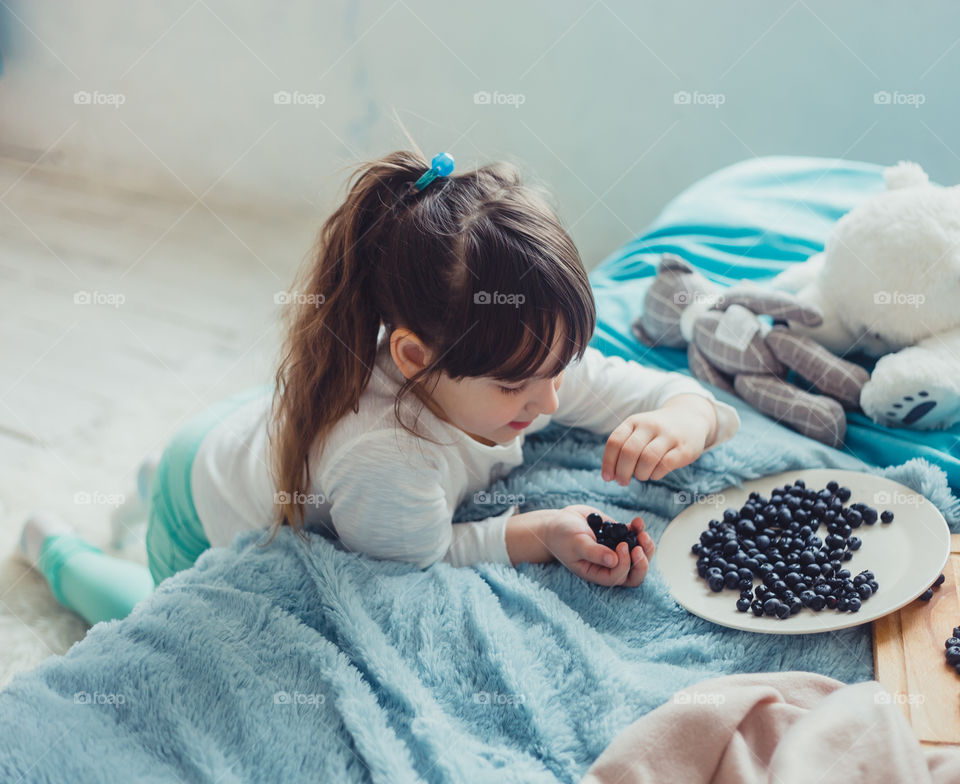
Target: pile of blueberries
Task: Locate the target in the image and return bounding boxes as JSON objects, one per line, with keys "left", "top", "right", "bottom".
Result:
{"left": 691, "top": 478, "right": 894, "bottom": 619}
{"left": 945, "top": 622, "right": 960, "bottom": 675}
{"left": 587, "top": 512, "right": 639, "bottom": 553}
{"left": 922, "top": 575, "right": 960, "bottom": 677}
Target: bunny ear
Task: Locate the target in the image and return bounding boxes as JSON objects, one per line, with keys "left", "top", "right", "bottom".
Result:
{"left": 884, "top": 161, "right": 929, "bottom": 190}
{"left": 656, "top": 253, "right": 694, "bottom": 275}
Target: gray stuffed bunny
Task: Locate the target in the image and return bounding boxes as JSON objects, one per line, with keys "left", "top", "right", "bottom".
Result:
{"left": 631, "top": 254, "right": 870, "bottom": 448}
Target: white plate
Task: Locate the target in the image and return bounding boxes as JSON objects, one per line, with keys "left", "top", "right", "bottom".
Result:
{"left": 657, "top": 469, "right": 951, "bottom": 634}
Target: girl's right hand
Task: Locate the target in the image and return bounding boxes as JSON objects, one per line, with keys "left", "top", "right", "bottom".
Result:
{"left": 543, "top": 504, "right": 654, "bottom": 587}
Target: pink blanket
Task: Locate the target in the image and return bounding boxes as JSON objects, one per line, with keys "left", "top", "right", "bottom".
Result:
{"left": 580, "top": 671, "right": 960, "bottom": 784}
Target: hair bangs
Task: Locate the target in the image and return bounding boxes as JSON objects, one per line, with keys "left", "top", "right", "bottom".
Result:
{"left": 443, "top": 279, "right": 593, "bottom": 384}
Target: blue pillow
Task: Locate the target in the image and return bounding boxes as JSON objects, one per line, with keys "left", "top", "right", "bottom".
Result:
{"left": 587, "top": 155, "right": 960, "bottom": 491}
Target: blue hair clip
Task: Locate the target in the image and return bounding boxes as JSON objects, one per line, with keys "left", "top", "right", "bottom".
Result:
{"left": 412, "top": 152, "right": 455, "bottom": 192}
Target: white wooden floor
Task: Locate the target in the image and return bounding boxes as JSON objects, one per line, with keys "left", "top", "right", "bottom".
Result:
{"left": 0, "top": 155, "right": 318, "bottom": 685}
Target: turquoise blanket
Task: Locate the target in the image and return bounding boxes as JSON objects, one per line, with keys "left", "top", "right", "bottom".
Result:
{"left": 1, "top": 407, "right": 959, "bottom": 781}
{"left": 3, "top": 156, "right": 960, "bottom": 782}
{"left": 589, "top": 155, "right": 960, "bottom": 492}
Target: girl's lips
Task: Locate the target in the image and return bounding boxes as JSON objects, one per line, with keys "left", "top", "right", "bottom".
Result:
{"left": 508, "top": 420, "right": 532, "bottom": 430}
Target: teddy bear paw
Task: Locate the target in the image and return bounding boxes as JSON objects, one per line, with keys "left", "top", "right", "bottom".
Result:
{"left": 862, "top": 379, "right": 960, "bottom": 429}
{"left": 860, "top": 346, "right": 960, "bottom": 430}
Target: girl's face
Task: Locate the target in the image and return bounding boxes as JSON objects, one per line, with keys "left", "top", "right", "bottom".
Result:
{"left": 391, "top": 329, "right": 567, "bottom": 446}
{"left": 428, "top": 365, "right": 564, "bottom": 446}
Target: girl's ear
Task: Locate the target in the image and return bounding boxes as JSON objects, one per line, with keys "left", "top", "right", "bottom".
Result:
{"left": 390, "top": 328, "right": 432, "bottom": 380}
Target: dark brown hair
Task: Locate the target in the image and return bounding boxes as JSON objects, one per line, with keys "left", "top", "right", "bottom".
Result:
{"left": 262, "top": 149, "right": 596, "bottom": 544}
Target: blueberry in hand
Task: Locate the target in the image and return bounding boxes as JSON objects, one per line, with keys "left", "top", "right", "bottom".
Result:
{"left": 587, "top": 512, "right": 603, "bottom": 535}
{"left": 589, "top": 513, "right": 640, "bottom": 554}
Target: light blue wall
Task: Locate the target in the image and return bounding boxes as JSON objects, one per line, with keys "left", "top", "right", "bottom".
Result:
{"left": 0, "top": 1, "right": 958, "bottom": 268}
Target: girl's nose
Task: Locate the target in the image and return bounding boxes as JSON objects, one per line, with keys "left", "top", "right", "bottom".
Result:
{"left": 533, "top": 378, "right": 560, "bottom": 417}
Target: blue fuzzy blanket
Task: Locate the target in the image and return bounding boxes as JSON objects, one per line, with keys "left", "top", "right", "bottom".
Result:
{"left": 2, "top": 383, "right": 959, "bottom": 783}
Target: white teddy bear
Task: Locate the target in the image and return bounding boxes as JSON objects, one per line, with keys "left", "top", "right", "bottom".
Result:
{"left": 769, "top": 161, "right": 960, "bottom": 430}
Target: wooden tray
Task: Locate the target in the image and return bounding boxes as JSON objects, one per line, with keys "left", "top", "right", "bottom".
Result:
{"left": 873, "top": 533, "right": 960, "bottom": 748}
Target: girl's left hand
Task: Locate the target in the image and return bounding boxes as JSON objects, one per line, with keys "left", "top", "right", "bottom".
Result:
{"left": 601, "top": 396, "right": 716, "bottom": 485}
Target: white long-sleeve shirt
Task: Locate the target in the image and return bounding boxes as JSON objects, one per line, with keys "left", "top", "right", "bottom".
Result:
{"left": 190, "top": 329, "right": 740, "bottom": 568}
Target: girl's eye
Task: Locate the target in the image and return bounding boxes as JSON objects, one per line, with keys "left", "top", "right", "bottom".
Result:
{"left": 499, "top": 385, "right": 525, "bottom": 395}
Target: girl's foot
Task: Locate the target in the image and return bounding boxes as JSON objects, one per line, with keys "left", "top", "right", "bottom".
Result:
{"left": 17, "top": 512, "right": 76, "bottom": 569}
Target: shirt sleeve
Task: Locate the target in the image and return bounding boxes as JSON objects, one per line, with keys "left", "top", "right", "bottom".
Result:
{"left": 320, "top": 431, "right": 514, "bottom": 569}
{"left": 550, "top": 346, "right": 741, "bottom": 450}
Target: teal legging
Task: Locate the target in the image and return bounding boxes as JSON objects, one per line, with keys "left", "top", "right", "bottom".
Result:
{"left": 37, "top": 384, "right": 273, "bottom": 626}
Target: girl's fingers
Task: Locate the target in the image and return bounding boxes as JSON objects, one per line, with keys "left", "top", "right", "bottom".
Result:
{"left": 583, "top": 541, "right": 617, "bottom": 568}
{"left": 649, "top": 446, "right": 689, "bottom": 482}
{"left": 605, "top": 543, "right": 631, "bottom": 586}
{"left": 601, "top": 422, "right": 634, "bottom": 481}
{"left": 614, "top": 430, "right": 657, "bottom": 485}
{"left": 628, "top": 517, "right": 654, "bottom": 559}
{"left": 633, "top": 436, "right": 674, "bottom": 482}
{"left": 640, "top": 530, "right": 655, "bottom": 561}
{"left": 583, "top": 558, "right": 620, "bottom": 587}
{"left": 625, "top": 546, "right": 650, "bottom": 586}
{"left": 612, "top": 542, "right": 631, "bottom": 582}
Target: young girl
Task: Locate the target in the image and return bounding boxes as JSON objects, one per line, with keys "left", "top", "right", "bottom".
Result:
{"left": 16, "top": 149, "right": 740, "bottom": 627}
